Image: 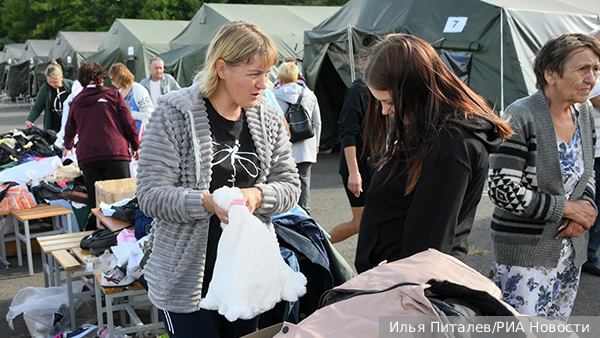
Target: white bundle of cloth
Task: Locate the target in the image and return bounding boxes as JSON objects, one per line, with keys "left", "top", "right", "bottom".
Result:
{"left": 200, "top": 186, "right": 307, "bottom": 322}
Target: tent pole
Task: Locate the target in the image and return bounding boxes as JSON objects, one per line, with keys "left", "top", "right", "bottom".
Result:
{"left": 348, "top": 26, "right": 355, "bottom": 83}
{"left": 500, "top": 8, "right": 505, "bottom": 114}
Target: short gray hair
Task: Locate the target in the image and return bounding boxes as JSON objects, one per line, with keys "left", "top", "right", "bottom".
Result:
{"left": 150, "top": 57, "right": 164, "bottom": 66}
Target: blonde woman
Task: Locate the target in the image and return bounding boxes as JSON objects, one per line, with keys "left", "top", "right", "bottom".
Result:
{"left": 26, "top": 60, "right": 73, "bottom": 131}
{"left": 274, "top": 61, "right": 321, "bottom": 214}
{"left": 108, "top": 63, "right": 154, "bottom": 132}
{"left": 136, "top": 22, "right": 300, "bottom": 337}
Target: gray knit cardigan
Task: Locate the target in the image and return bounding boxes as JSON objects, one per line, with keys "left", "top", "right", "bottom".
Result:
{"left": 136, "top": 83, "right": 301, "bottom": 313}
{"left": 488, "top": 90, "right": 596, "bottom": 268}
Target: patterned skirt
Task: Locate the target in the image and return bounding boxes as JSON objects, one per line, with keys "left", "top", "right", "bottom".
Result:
{"left": 491, "top": 239, "right": 581, "bottom": 320}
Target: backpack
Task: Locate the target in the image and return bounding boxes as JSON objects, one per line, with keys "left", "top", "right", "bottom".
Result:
{"left": 284, "top": 89, "right": 314, "bottom": 143}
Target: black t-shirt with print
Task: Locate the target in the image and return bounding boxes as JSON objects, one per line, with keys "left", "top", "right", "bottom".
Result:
{"left": 202, "top": 98, "right": 260, "bottom": 297}
{"left": 50, "top": 86, "right": 69, "bottom": 132}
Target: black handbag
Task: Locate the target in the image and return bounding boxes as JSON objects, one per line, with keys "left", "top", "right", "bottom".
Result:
{"left": 80, "top": 225, "right": 133, "bottom": 255}
{"left": 284, "top": 88, "right": 315, "bottom": 143}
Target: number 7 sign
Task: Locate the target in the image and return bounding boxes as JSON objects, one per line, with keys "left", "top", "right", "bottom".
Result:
{"left": 443, "top": 17, "right": 468, "bottom": 33}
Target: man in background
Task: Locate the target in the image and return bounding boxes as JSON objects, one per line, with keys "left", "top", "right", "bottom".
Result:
{"left": 140, "top": 57, "right": 181, "bottom": 108}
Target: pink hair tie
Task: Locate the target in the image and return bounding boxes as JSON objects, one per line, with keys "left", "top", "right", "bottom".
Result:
{"left": 230, "top": 199, "right": 245, "bottom": 206}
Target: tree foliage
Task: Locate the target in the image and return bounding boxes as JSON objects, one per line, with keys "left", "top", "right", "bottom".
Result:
{"left": 1, "top": 0, "right": 347, "bottom": 43}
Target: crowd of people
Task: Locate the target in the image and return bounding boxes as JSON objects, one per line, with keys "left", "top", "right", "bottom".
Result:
{"left": 19, "top": 20, "right": 600, "bottom": 337}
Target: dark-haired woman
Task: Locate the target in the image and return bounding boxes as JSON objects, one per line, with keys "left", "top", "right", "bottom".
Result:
{"left": 354, "top": 34, "right": 513, "bottom": 274}
{"left": 489, "top": 33, "right": 600, "bottom": 318}
{"left": 63, "top": 62, "right": 139, "bottom": 214}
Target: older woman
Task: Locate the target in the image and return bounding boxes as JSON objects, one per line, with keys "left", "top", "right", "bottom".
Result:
{"left": 26, "top": 60, "right": 73, "bottom": 131}
{"left": 63, "top": 62, "right": 139, "bottom": 216}
{"left": 108, "top": 63, "right": 154, "bottom": 133}
{"left": 489, "top": 33, "right": 600, "bottom": 318}
{"left": 354, "top": 34, "right": 513, "bottom": 274}
{"left": 136, "top": 22, "right": 300, "bottom": 338}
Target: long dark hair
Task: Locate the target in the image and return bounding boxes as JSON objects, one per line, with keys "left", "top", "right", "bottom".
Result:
{"left": 363, "top": 34, "right": 512, "bottom": 194}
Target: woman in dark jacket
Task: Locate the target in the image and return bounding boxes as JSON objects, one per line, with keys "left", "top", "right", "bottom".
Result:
{"left": 355, "top": 34, "right": 513, "bottom": 273}
{"left": 26, "top": 60, "right": 73, "bottom": 132}
{"left": 63, "top": 62, "right": 139, "bottom": 213}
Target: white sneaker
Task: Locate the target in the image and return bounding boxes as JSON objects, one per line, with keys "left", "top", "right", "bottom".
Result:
{"left": 101, "top": 266, "right": 135, "bottom": 287}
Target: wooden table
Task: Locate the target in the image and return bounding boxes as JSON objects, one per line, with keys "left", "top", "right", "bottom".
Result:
{"left": 11, "top": 204, "right": 73, "bottom": 275}
{"left": 91, "top": 208, "right": 132, "bottom": 232}
{"left": 37, "top": 230, "right": 94, "bottom": 287}
{"left": 90, "top": 208, "right": 161, "bottom": 337}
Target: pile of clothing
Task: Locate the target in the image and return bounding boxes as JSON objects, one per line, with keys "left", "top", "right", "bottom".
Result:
{"left": 0, "top": 129, "right": 91, "bottom": 231}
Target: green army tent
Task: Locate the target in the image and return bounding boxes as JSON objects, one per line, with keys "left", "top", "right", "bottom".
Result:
{"left": 86, "top": 19, "right": 189, "bottom": 85}
{"left": 1, "top": 43, "right": 26, "bottom": 64}
{"left": 9, "top": 39, "right": 55, "bottom": 98}
{"left": 160, "top": 3, "right": 340, "bottom": 87}
{"left": 48, "top": 31, "right": 107, "bottom": 80}
{"left": 304, "top": 0, "right": 600, "bottom": 150}
{"left": 1, "top": 44, "right": 25, "bottom": 93}
{"left": 0, "top": 61, "right": 6, "bottom": 91}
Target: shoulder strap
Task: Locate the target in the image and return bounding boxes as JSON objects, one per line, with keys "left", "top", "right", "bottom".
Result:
{"left": 295, "top": 88, "right": 304, "bottom": 105}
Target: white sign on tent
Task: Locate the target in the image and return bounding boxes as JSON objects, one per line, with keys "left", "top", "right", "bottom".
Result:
{"left": 443, "top": 17, "right": 468, "bottom": 33}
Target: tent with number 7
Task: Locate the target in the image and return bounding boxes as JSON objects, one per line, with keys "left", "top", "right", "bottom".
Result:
{"left": 303, "top": 0, "right": 600, "bottom": 150}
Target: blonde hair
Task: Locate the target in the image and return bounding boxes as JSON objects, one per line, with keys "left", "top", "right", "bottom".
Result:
{"left": 194, "top": 21, "right": 279, "bottom": 98}
{"left": 108, "top": 63, "right": 135, "bottom": 88}
{"left": 277, "top": 62, "right": 298, "bottom": 85}
{"left": 46, "top": 60, "right": 63, "bottom": 79}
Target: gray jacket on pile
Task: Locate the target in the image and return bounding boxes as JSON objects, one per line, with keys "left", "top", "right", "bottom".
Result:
{"left": 136, "top": 83, "right": 301, "bottom": 313}
{"left": 489, "top": 90, "right": 596, "bottom": 268}
{"left": 140, "top": 73, "right": 181, "bottom": 97}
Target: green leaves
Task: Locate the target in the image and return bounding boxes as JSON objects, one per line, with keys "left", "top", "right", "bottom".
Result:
{"left": 1, "top": 0, "right": 347, "bottom": 43}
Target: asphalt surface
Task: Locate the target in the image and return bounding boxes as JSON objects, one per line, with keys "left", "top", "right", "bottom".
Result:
{"left": 1, "top": 105, "right": 600, "bottom": 337}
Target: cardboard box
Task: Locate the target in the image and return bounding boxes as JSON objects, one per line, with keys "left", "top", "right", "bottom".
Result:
{"left": 4, "top": 236, "right": 41, "bottom": 257}
{"left": 95, "top": 178, "right": 137, "bottom": 208}
{"left": 95, "top": 178, "right": 137, "bottom": 228}
{"left": 241, "top": 323, "right": 283, "bottom": 338}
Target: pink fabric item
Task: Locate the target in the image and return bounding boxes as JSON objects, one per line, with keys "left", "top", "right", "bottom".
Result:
{"left": 272, "top": 249, "right": 521, "bottom": 338}
{"left": 116, "top": 229, "right": 136, "bottom": 245}
{"left": 230, "top": 199, "right": 245, "bottom": 206}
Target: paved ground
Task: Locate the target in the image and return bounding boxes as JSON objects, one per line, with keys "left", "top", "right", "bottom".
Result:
{"left": 1, "top": 105, "right": 600, "bottom": 337}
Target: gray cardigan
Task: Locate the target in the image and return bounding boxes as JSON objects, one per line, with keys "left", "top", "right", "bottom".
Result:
{"left": 136, "top": 83, "right": 301, "bottom": 313}
{"left": 489, "top": 90, "right": 596, "bottom": 268}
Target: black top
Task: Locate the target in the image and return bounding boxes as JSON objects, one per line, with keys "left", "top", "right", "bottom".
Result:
{"left": 202, "top": 98, "right": 260, "bottom": 297}
{"left": 338, "top": 79, "right": 373, "bottom": 178}
{"left": 49, "top": 86, "right": 69, "bottom": 132}
{"left": 355, "top": 116, "right": 502, "bottom": 274}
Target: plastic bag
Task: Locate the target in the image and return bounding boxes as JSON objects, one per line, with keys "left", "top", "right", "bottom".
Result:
{"left": 85, "top": 250, "right": 118, "bottom": 274}
{"left": 6, "top": 282, "right": 97, "bottom": 338}
{"left": 5, "top": 185, "right": 37, "bottom": 210}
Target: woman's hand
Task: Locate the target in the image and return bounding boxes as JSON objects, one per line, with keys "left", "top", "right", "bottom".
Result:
{"left": 241, "top": 187, "right": 263, "bottom": 214}
{"left": 62, "top": 148, "right": 72, "bottom": 157}
{"left": 133, "top": 149, "right": 140, "bottom": 161}
{"left": 348, "top": 171, "right": 362, "bottom": 197}
{"left": 563, "top": 200, "right": 597, "bottom": 230}
{"left": 25, "top": 120, "right": 34, "bottom": 128}
{"left": 202, "top": 194, "right": 229, "bottom": 224}
{"left": 556, "top": 220, "right": 587, "bottom": 239}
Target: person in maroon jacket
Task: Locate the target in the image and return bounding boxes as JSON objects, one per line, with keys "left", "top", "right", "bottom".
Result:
{"left": 63, "top": 62, "right": 139, "bottom": 221}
